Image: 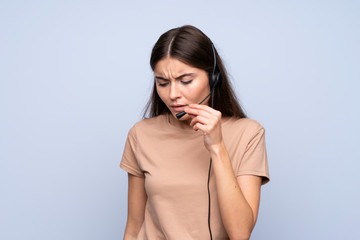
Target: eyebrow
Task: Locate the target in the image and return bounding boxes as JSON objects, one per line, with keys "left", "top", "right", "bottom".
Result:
{"left": 154, "top": 73, "right": 195, "bottom": 81}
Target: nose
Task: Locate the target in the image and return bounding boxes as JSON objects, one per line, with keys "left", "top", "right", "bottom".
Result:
{"left": 169, "top": 82, "right": 181, "bottom": 100}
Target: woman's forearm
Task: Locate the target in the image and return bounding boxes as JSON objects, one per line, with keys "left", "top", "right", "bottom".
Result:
{"left": 210, "top": 141, "right": 255, "bottom": 240}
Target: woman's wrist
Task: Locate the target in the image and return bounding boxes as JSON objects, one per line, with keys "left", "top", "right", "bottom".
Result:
{"left": 209, "top": 140, "right": 227, "bottom": 160}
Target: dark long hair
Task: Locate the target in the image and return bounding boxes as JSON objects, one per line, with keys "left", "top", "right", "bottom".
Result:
{"left": 143, "top": 25, "right": 246, "bottom": 119}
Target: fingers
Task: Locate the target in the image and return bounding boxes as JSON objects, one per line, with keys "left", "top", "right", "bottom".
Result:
{"left": 192, "top": 118, "right": 215, "bottom": 135}
{"left": 185, "top": 104, "right": 221, "bottom": 119}
{"left": 185, "top": 104, "right": 222, "bottom": 133}
{"left": 185, "top": 104, "right": 223, "bottom": 149}
{"left": 186, "top": 104, "right": 219, "bottom": 116}
{"left": 190, "top": 115, "right": 209, "bottom": 128}
{"left": 186, "top": 108, "right": 212, "bottom": 121}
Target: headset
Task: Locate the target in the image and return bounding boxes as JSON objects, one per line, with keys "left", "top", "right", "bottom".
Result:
{"left": 209, "top": 43, "right": 222, "bottom": 91}
{"left": 175, "top": 43, "right": 222, "bottom": 119}
{"left": 175, "top": 42, "right": 221, "bottom": 240}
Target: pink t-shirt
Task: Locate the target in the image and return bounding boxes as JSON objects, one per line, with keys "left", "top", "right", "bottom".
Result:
{"left": 121, "top": 114, "right": 270, "bottom": 239}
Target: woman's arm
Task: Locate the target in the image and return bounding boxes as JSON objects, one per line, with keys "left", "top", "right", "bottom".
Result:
{"left": 124, "top": 173, "right": 147, "bottom": 240}
{"left": 185, "top": 104, "right": 263, "bottom": 240}
{"left": 211, "top": 142, "right": 262, "bottom": 240}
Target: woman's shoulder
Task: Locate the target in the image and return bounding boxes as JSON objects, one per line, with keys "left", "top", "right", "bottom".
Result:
{"left": 222, "top": 117, "right": 267, "bottom": 150}
{"left": 223, "top": 117, "right": 265, "bottom": 138}
{"left": 224, "top": 117, "right": 264, "bottom": 130}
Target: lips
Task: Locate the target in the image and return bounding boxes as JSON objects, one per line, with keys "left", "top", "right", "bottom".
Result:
{"left": 170, "top": 104, "right": 187, "bottom": 112}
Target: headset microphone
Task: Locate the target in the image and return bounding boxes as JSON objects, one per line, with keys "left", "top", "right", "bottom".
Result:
{"left": 176, "top": 43, "right": 222, "bottom": 120}
{"left": 175, "top": 111, "right": 187, "bottom": 119}
{"left": 175, "top": 91, "right": 213, "bottom": 119}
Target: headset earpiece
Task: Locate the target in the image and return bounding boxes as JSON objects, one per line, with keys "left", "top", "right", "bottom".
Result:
{"left": 209, "top": 43, "right": 222, "bottom": 90}
{"left": 209, "top": 70, "right": 222, "bottom": 90}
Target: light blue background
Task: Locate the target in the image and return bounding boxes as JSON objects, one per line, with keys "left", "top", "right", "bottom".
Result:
{"left": 1, "top": 0, "right": 359, "bottom": 239}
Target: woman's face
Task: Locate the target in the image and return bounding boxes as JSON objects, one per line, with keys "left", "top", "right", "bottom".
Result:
{"left": 154, "top": 57, "right": 210, "bottom": 122}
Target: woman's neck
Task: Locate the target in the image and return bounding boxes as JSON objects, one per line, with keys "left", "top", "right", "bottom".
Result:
{"left": 168, "top": 113, "right": 193, "bottom": 130}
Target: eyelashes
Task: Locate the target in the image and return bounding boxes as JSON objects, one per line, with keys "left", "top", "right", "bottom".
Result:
{"left": 182, "top": 80, "right": 193, "bottom": 85}
{"left": 157, "top": 80, "right": 193, "bottom": 87}
{"left": 158, "top": 82, "right": 168, "bottom": 87}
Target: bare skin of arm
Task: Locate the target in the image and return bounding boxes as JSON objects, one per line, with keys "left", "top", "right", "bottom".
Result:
{"left": 211, "top": 142, "right": 262, "bottom": 240}
{"left": 123, "top": 174, "right": 147, "bottom": 240}
{"left": 186, "top": 104, "right": 263, "bottom": 240}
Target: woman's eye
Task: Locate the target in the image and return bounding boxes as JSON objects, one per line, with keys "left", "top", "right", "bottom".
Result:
{"left": 158, "top": 82, "right": 169, "bottom": 87}
{"left": 181, "top": 80, "right": 193, "bottom": 85}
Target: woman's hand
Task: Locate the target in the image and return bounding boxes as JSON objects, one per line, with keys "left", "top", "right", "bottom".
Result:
{"left": 184, "top": 104, "right": 223, "bottom": 151}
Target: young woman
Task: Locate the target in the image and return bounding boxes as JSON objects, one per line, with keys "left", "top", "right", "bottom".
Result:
{"left": 121, "top": 25, "right": 270, "bottom": 240}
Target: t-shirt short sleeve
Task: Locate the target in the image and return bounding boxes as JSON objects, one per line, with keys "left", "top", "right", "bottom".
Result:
{"left": 237, "top": 124, "right": 270, "bottom": 185}
{"left": 120, "top": 125, "right": 145, "bottom": 178}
